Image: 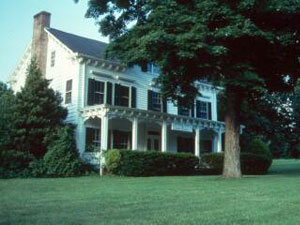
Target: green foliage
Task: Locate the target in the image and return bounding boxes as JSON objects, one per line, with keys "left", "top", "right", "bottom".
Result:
{"left": 28, "top": 160, "right": 48, "bottom": 178}
{"left": 241, "top": 153, "right": 273, "bottom": 175}
{"left": 105, "top": 150, "right": 121, "bottom": 174}
{"left": 105, "top": 150, "right": 199, "bottom": 176}
{"left": 201, "top": 152, "right": 224, "bottom": 170}
{"left": 201, "top": 152, "right": 272, "bottom": 175}
{"left": 241, "top": 138, "right": 272, "bottom": 159}
{"left": 0, "top": 149, "right": 35, "bottom": 178}
{"left": 43, "top": 126, "right": 88, "bottom": 177}
{"left": 290, "top": 144, "right": 300, "bottom": 159}
{"left": 0, "top": 82, "right": 15, "bottom": 151}
{"left": 12, "top": 59, "right": 67, "bottom": 158}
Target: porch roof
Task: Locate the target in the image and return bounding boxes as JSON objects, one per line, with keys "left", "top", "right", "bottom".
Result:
{"left": 79, "top": 105, "right": 226, "bottom": 132}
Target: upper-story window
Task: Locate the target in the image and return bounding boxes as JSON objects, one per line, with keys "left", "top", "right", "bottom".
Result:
{"left": 178, "top": 98, "right": 194, "bottom": 117}
{"left": 88, "top": 79, "right": 105, "bottom": 106}
{"left": 115, "top": 84, "right": 129, "bottom": 107}
{"left": 147, "top": 63, "right": 160, "bottom": 74}
{"left": 65, "top": 79, "right": 72, "bottom": 104}
{"left": 50, "top": 51, "right": 56, "bottom": 67}
{"left": 148, "top": 90, "right": 167, "bottom": 113}
{"left": 196, "top": 100, "right": 212, "bottom": 120}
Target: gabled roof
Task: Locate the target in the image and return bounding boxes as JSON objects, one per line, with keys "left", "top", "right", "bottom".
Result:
{"left": 46, "top": 28, "right": 108, "bottom": 59}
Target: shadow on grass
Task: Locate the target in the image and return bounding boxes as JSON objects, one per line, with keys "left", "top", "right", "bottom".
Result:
{"left": 267, "top": 160, "right": 300, "bottom": 176}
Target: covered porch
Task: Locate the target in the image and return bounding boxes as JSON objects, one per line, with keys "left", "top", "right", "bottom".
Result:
{"left": 79, "top": 105, "right": 225, "bottom": 161}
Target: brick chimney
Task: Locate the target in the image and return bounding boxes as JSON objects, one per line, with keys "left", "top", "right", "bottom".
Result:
{"left": 32, "top": 11, "right": 51, "bottom": 76}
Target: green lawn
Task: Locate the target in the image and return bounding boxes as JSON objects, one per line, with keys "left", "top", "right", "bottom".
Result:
{"left": 1, "top": 160, "right": 300, "bottom": 225}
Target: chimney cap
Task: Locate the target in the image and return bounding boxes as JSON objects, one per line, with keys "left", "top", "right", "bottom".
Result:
{"left": 34, "top": 11, "right": 51, "bottom": 18}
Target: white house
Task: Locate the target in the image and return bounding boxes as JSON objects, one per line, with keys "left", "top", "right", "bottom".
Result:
{"left": 9, "top": 12, "right": 225, "bottom": 165}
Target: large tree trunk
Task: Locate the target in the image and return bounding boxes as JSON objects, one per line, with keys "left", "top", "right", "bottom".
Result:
{"left": 222, "top": 92, "right": 242, "bottom": 178}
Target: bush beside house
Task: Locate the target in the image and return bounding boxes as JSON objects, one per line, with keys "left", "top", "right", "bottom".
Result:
{"left": 201, "top": 138, "right": 273, "bottom": 175}
{"left": 0, "top": 60, "right": 90, "bottom": 178}
{"left": 105, "top": 150, "right": 199, "bottom": 176}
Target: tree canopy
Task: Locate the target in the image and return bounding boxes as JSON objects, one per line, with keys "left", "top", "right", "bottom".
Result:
{"left": 83, "top": 0, "right": 300, "bottom": 177}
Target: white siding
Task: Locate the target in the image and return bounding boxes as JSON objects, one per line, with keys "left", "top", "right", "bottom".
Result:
{"left": 83, "top": 64, "right": 219, "bottom": 121}
{"left": 45, "top": 35, "right": 80, "bottom": 124}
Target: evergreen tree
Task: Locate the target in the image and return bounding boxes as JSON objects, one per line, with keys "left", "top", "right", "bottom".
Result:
{"left": 0, "top": 82, "right": 15, "bottom": 151}
{"left": 44, "top": 125, "right": 86, "bottom": 177}
{"left": 83, "top": 0, "right": 300, "bottom": 177}
{"left": 12, "top": 59, "right": 67, "bottom": 158}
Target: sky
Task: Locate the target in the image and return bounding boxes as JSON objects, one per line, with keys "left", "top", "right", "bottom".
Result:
{"left": 0, "top": 0, "right": 108, "bottom": 82}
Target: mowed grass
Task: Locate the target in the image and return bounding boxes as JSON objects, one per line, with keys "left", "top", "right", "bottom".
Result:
{"left": 0, "top": 160, "right": 300, "bottom": 225}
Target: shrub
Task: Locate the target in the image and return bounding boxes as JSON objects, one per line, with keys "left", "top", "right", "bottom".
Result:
{"left": 28, "top": 160, "right": 48, "bottom": 177}
{"left": 0, "top": 149, "right": 35, "bottom": 178}
{"left": 290, "top": 144, "right": 300, "bottom": 158}
{"left": 105, "top": 150, "right": 198, "bottom": 176}
{"left": 240, "top": 153, "right": 272, "bottom": 175}
{"left": 43, "top": 126, "right": 89, "bottom": 177}
{"left": 200, "top": 153, "right": 223, "bottom": 175}
{"left": 201, "top": 151, "right": 272, "bottom": 175}
{"left": 242, "top": 138, "right": 272, "bottom": 160}
{"left": 105, "top": 150, "right": 121, "bottom": 174}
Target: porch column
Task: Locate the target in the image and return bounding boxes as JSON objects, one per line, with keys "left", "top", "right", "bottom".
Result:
{"left": 76, "top": 118, "right": 85, "bottom": 155}
{"left": 195, "top": 127, "right": 200, "bottom": 157}
{"left": 132, "top": 117, "right": 138, "bottom": 150}
{"left": 101, "top": 116, "right": 109, "bottom": 150}
{"left": 217, "top": 130, "right": 222, "bottom": 153}
{"left": 161, "top": 121, "right": 168, "bottom": 152}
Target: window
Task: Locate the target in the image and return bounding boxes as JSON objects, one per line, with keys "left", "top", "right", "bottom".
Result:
{"left": 196, "top": 101, "right": 212, "bottom": 120}
{"left": 178, "top": 98, "right": 192, "bottom": 117}
{"left": 65, "top": 79, "right": 72, "bottom": 104}
{"left": 94, "top": 81, "right": 105, "bottom": 104}
{"left": 113, "top": 130, "right": 130, "bottom": 149}
{"left": 152, "top": 92, "right": 162, "bottom": 111}
{"left": 50, "top": 51, "right": 55, "bottom": 67}
{"left": 87, "top": 79, "right": 105, "bottom": 106}
{"left": 148, "top": 90, "right": 167, "bottom": 112}
{"left": 115, "top": 84, "right": 129, "bottom": 107}
{"left": 86, "top": 128, "right": 101, "bottom": 152}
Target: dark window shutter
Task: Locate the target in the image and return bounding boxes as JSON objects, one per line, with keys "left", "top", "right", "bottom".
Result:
{"left": 87, "top": 79, "right": 95, "bottom": 106}
{"left": 115, "top": 84, "right": 121, "bottom": 106}
{"left": 131, "top": 87, "right": 136, "bottom": 108}
{"left": 196, "top": 100, "right": 200, "bottom": 118}
{"left": 148, "top": 90, "right": 153, "bottom": 110}
{"left": 106, "top": 82, "right": 112, "bottom": 105}
{"left": 208, "top": 102, "right": 212, "bottom": 120}
{"left": 191, "top": 101, "right": 195, "bottom": 118}
{"left": 162, "top": 98, "right": 167, "bottom": 113}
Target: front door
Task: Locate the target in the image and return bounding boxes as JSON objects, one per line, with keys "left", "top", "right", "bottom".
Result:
{"left": 147, "top": 135, "right": 160, "bottom": 151}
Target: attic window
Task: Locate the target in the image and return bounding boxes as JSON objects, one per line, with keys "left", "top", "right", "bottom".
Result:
{"left": 51, "top": 51, "right": 56, "bottom": 67}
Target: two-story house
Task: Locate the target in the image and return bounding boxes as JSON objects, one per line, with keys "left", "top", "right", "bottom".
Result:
{"left": 9, "top": 11, "right": 225, "bottom": 165}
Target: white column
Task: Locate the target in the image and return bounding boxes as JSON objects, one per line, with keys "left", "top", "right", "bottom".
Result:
{"left": 101, "top": 116, "right": 109, "bottom": 150}
{"left": 76, "top": 118, "right": 86, "bottom": 155}
{"left": 217, "top": 130, "right": 222, "bottom": 153}
{"left": 161, "top": 121, "right": 168, "bottom": 152}
{"left": 132, "top": 117, "right": 138, "bottom": 150}
{"left": 195, "top": 128, "right": 200, "bottom": 157}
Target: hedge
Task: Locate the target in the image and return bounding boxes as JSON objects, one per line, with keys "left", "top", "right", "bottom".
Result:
{"left": 0, "top": 150, "right": 35, "bottom": 178}
{"left": 201, "top": 152, "right": 273, "bottom": 175}
{"left": 105, "top": 150, "right": 199, "bottom": 176}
